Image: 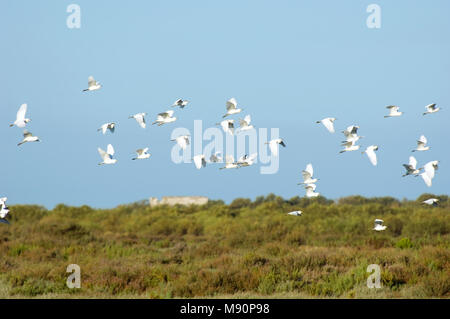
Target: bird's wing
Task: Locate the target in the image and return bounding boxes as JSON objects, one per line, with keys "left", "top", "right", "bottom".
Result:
{"left": 409, "top": 156, "right": 417, "bottom": 169}
{"left": 374, "top": 219, "right": 383, "bottom": 225}
{"left": 421, "top": 172, "right": 432, "bottom": 187}
{"left": 366, "top": 148, "right": 377, "bottom": 166}
{"left": 239, "top": 118, "right": 248, "bottom": 128}
{"left": 418, "top": 135, "right": 427, "bottom": 145}
{"left": 136, "top": 149, "right": 144, "bottom": 155}
{"left": 220, "top": 121, "right": 230, "bottom": 132}
{"left": 226, "top": 98, "right": 237, "bottom": 111}
{"left": 305, "top": 163, "right": 314, "bottom": 177}
{"left": 98, "top": 147, "right": 107, "bottom": 160}
{"left": 305, "top": 183, "right": 316, "bottom": 191}
{"left": 423, "top": 162, "right": 436, "bottom": 179}
{"left": 23, "top": 130, "right": 32, "bottom": 138}
{"left": 322, "top": 118, "right": 335, "bottom": 133}
{"left": 426, "top": 103, "right": 436, "bottom": 111}
{"left": 101, "top": 124, "right": 107, "bottom": 134}
{"left": 107, "top": 144, "right": 115, "bottom": 156}
{"left": 302, "top": 170, "right": 312, "bottom": 181}
{"left": 244, "top": 115, "right": 251, "bottom": 125}
{"left": 269, "top": 140, "right": 278, "bottom": 156}
{"left": 88, "top": 76, "right": 96, "bottom": 86}
{"left": 177, "top": 136, "right": 187, "bottom": 149}
{"left": 193, "top": 155, "right": 204, "bottom": 169}
{"left": 16, "top": 103, "right": 28, "bottom": 121}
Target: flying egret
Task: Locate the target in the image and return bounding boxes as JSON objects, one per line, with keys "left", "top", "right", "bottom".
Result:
{"left": 339, "top": 140, "right": 360, "bottom": 153}
{"left": 373, "top": 219, "right": 387, "bottom": 231}
{"left": 412, "top": 135, "right": 430, "bottom": 152}
{"left": 237, "top": 115, "right": 254, "bottom": 133}
{"left": 342, "top": 125, "right": 363, "bottom": 143}
{"left": 129, "top": 113, "right": 147, "bottom": 129}
{"left": 152, "top": 110, "right": 177, "bottom": 126}
{"left": 219, "top": 155, "right": 239, "bottom": 169}
{"left": 171, "top": 135, "right": 190, "bottom": 150}
{"left": 98, "top": 144, "right": 117, "bottom": 165}
{"left": 216, "top": 119, "right": 234, "bottom": 135}
{"left": 209, "top": 152, "right": 222, "bottom": 163}
{"left": 423, "top": 103, "right": 440, "bottom": 115}
{"left": 132, "top": 148, "right": 151, "bottom": 160}
{"left": 265, "top": 138, "right": 286, "bottom": 156}
{"left": 420, "top": 160, "right": 439, "bottom": 187}
{"left": 193, "top": 154, "right": 206, "bottom": 169}
{"left": 288, "top": 211, "right": 302, "bottom": 216}
{"left": 222, "top": 98, "right": 243, "bottom": 118}
{"left": 10, "top": 103, "right": 31, "bottom": 128}
{"left": 237, "top": 153, "right": 257, "bottom": 167}
{"left": 83, "top": 76, "right": 101, "bottom": 92}
{"left": 298, "top": 163, "right": 318, "bottom": 185}
{"left": 423, "top": 198, "right": 439, "bottom": 207}
{"left": 305, "top": 184, "right": 320, "bottom": 198}
{"left": 98, "top": 122, "right": 116, "bottom": 134}
{"left": 384, "top": 105, "right": 403, "bottom": 118}
{"left": 316, "top": 117, "right": 336, "bottom": 133}
{"left": 362, "top": 145, "right": 379, "bottom": 166}
{"left": 402, "top": 156, "right": 422, "bottom": 177}
{"left": 17, "top": 130, "right": 40, "bottom": 146}
{"left": 171, "top": 99, "right": 189, "bottom": 109}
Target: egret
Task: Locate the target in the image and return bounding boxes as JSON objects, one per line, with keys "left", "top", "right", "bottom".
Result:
{"left": 342, "top": 125, "right": 363, "bottom": 143}
{"left": 129, "top": 113, "right": 147, "bottom": 129}
{"left": 152, "top": 110, "right": 176, "bottom": 126}
{"left": 421, "top": 160, "right": 439, "bottom": 187}
{"left": 362, "top": 145, "right": 379, "bottom": 166}
{"left": 339, "top": 140, "right": 360, "bottom": 153}
{"left": 265, "top": 138, "right": 286, "bottom": 156}
{"left": 423, "top": 198, "right": 439, "bottom": 207}
{"left": 316, "top": 117, "right": 336, "bottom": 133}
{"left": 132, "top": 148, "right": 151, "bottom": 160}
{"left": 10, "top": 103, "right": 31, "bottom": 128}
{"left": 216, "top": 119, "right": 234, "bottom": 135}
{"left": 237, "top": 115, "right": 254, "bottom": 133}
{"left": 384, "top": 105, "right": 403, "bottom": 118}
{"left": 305, "top": 184, "right": 320, "bottom": 198}
{"left": 193, "top": 154, "right": 206, "bottom": 169}
{"left": 219, "top": 155, "right": 239, "bottom": 169}
{"left": 412, "top": 135, "right": 429, "bottom": 152}
{"left": 17, "top": 130, "right": 40, "bottom": 146}
{"left": 171, "top": 135, "right": 190, "bottom": 150}
{"left": 298, "top": 163, "right": 318, "bottom": 184}
{"left": 171, "top": 99, "right": 189, "bottom": 109}
{"left": 402, "top": 156, "right": 422, "bottom": 177}
{"left": 222, "top": 98, "right": 243, "bottom": 118}
{"left": 288, "top": 211, "right": 302, "bottom": 216}
{"left": 98, "top": 144, "right": 117, "bottom": 165}
{"left": 423, "top": 103, "right": 440, "bottom": 115}
{"left": 0, "top": 200, "right": 9, "bottom": 225}
{"left": 98, "top": 122, "right": 116, "bottom": 134}
{"left": 83, "top": 76, "right": 101, "bottom": 92}
{"left": 373, "top": 219, "right": 387, "bottom": 231}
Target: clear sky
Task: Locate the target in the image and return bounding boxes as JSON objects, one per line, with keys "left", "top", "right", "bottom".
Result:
{"left": 1, "top": 1, "right": 449, "bottom": 208}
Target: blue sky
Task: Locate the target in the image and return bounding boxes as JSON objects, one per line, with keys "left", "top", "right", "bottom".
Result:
{"left": 1, "top": 1, "right": 449, "bottom": 208}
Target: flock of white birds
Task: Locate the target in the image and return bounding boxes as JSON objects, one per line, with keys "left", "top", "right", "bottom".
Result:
{"left": 1, "top": 76, "right": 444, "bottom": 231}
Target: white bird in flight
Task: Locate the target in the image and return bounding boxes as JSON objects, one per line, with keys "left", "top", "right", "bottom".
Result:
{"left": 17, "top": 130, "right": 40, "bottom": 146}
{"left": 420, "top": 160, "right": 439, "bottom": 187}
{"left": 216, "top": 119, "right": 234, "bottom": 135}
{"left": 129, "top": 113, "right": 147, "bottom": 129}
{"left": 237, "top": 153, "right": 257, "bottom": 167}
{"left": 412, "top": 135, "right": 429, "bottom": 152}
{"left": 384, "top": 105, "right": 403, "bottom": 118}
{"left": 83, "top": 76, "right": 102, "bottom": 92}
{"left": 340, "top": 140, "right": 360, "bottom": 153}
{"left": 237, "top": 115, "right": 254, "bottom": 133}
{"left": 132, "top": 148, "right": 151, "bottom": 160}
{"left": 373, "top": 219, "right": 387, "bottom": 231}
{"left": 10, "top": 103, "right": 31, "bottom": 128}
{"left": 423, "top": 198, "right": 439, "bottom": 207}
{"left": 298, "top": 163, "right": 318, "bottom": 185}
{"left": 402, "top": 156, "right": 422, "bottom": 177}
{"left": 423, "top": 103, "right": 440, "bottom": 115}
{"left": 98, "top": 144, "right": 117, "bottom": 165}
{"left": 316, "top": 117, "right": 336, "bottom": 133}
{"left": 98, "top": 122, "right": 116, "bottom": 134}
{"left": 193, "top": 154, "right": 206, "bottom": 169}
{"left": 362, "top": 145, "right": 379, "bottom": 166}
{"left": 171, "top": 99, "right": 189, "bottom": 109}
{"left": 220, "top": 155, "right": 239, "bottom": 169}
{"left": 152, "top": 110, "right": 177, "bottom": 126}
{"left": 265, "top": 138, "right": 286, "bottom": 156}
{"left": 171, "top": 135, "right": 190, "bottom": 150}
{"left": 342, "top": 125, "right": 363, "bottom": 143}
{"left": 222, "top": 98, "right": 243, "bottom": 118}
{"left": 288, "top": 211, "right": 302, "bottom": 216}
{"left": 305, "top": 183, "right": 320, "bottom": 198}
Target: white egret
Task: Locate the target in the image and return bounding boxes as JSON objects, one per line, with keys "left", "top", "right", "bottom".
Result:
{"left": 129, "top": 113, "right": 147, "bottom": 129}
{"left": 342, "top": 125, "right": 363, "bottom": 143}
{"left": 316, "top": 117, "right": 336, "bottom": 133}
{"left": 132, "top": 148, "right": 151, "bottom": 160}
{"left": 152, "top": 110, "right": 177, "bottom": 126}
{"left": 412, "top": 135, "right": 429, "bottom": 152}
{"left": 423, "top": 198, "right": 439, "bottom": 207}
{"left": 171, "top": 135, "right": 190, "bottom": 150}
{"left": 384, "top": 105, "right": 403, "bottom": 118}
{"left": 171, "top": 99, "right": 189, "bottom": 109}
{"left": 193, "top": 154, "right": 206, "bottom": 169}
{"left": 17, "top": 130, "right": 40, "bottom": 146}
{"left": 98, "top": 144, "right": 117, "bottom": 165}
{"left": 373, "top": 219, "right": 387, "bottom": 231}
{"left": 83, "top": 76, "right": 101, "bottom": 92}
{"left": 98, "top": 122, "right": 116, "bottom": 134}
{"left": 402, "top": 156, "right": 421, "bottom": 177}
{"left": 339, "top": 140, "right": 360, "bottom": 153}
{"left": 362, "top": 145, "right": 379, "bottom": 166}
{"left": 237, "top": 115, "right": 254, "bottom": 133}
{"left": 265, "top": 138, "right": 286, "bottom": 156}
{"left": 420, "top": 160, "right": 439, "bottom": 187}
{"left": 10, "top": 103, "right": 31, "bottom": 128}
{"left": 0, "top": 201, "right": 9, "bottom": 225}
{"left": 288, "top": 211, "right": 302, "bottom": 216}
{"left": 298, "top": 163, "right": 318, "bottom": 185}
{"left": 219, "top": 155, "right": 239, "bottom": 169}
{"left": 423, "top": 103, "right": 440, "bottom": 115}
{"left": 305, "top": 184, "right": 320, "bottom": 198}
{"left": 222, "top": 98, "right": 243, "bottom": 118}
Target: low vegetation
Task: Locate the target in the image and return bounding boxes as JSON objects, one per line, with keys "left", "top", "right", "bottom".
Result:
{"left": 0, "top": 193, "right": 448, "bottom": 298}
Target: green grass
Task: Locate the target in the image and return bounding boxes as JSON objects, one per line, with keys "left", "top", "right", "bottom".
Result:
{"left": 0, "top": 193, "right": 448, "bottom": 298}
